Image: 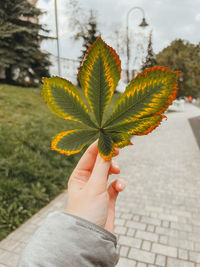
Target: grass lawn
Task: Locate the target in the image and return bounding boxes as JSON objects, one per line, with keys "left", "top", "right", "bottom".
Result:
{"left": 0, "top": 84, "right": 121, "bottom": 241}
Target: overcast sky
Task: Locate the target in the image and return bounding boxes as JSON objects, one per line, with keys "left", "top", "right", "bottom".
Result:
{"left": 37, "top": 0, "right": 200, "bottom": 71}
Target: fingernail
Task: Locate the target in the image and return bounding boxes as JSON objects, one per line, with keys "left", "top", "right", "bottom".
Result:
{"left": 113, "top": 161, "right": 119, "bottom": 169}
{"left": 118, "top": 183, "right": 125, "bottom": 190}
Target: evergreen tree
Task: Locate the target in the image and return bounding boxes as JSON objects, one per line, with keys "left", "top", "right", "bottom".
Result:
{"left": 0, "top": 0, "right": 50, "bottom": 85}
{"left": 68, "top": 1, "right": 99, "bottom": 84}
{"left": 141, "top": 31, "right": 157, "bottom": 71}
{"left": 75, "top": 10, "right": 98, "bottom": 77}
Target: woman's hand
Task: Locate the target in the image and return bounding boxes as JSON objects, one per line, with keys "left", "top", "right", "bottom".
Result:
{"left": 66, "top": 141, "right": 125, "bottom": 233}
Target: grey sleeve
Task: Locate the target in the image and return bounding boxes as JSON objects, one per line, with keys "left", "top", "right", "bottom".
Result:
{"left": 18, "top": 211, "right": 119, "bottom": 267}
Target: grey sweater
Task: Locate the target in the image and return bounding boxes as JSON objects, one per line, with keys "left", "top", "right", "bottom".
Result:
{"left": 18, "top": 211, "right": 119, "bottom": 267}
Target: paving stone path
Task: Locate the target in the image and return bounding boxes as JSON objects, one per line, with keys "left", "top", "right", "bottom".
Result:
{"left": 0, "top": 103, "right": 200, "bottom": 267}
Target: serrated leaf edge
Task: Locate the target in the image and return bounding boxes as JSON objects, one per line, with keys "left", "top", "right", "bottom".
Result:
{"left": 42, "top": 76, "right": 90, "bottom": 122}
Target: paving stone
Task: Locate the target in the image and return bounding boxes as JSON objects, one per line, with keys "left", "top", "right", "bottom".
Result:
{"left": 171, "top": 222, "right": 192, "bottom": 232}
{"left": 127, "top": 228, "right": 136, "bottom": 237}
{"left": 142, "top": 240, "right": 151, "bottom": 251}
{"left": 13, "top": 242, "right": 27, "bottom": 254}
{"left": 158, "top": 213, "right": 178, "bottom": 222}
{"left": 155, "top": 226, "right": 178, "bottom": 237}
{"left": 188, "top": 232, "right": 200, "bottom": 242}
{"left": 146, "top": 206, "right": 162, "bottom": 213}
{"left": 136, "top": 230, "right": 158, "bottom": 242}
{"left": 115, "top": 218, "right": 125, "bottom": 226}
{"left": 17, "top": 232, "right": 32, "bottom": 244}
{"left": 115, "top": 211, "right": 121, "bottom": 218}
{"left": 178, "top": 230, "right": 188, "bottom": 240}
{"left": 194, "top": 242, "right": 200, "bottom": 251}
{"left": 20, "top": 223, "right": 38, "bottom": 234}
{"left": 189, "top": 251, "right": 200, "bottom": 263}
{"left": 152, "top": 243, "right": 177, "bottom": 257}
{"left": 162, "top": 220, "right": 170, "bottom": 228}
{"left": 193, "top": 225, "right": 200, "bottom": 233}
{"left": 116, "top": 257, "right": 136, "bottom": 267}
{"left": 121, "top": 213, "right": 132, "bottom": 220}
{"left": 178, "top": 216, "right": 188, "bottom": 224}
{"left": 141, "top": 216, "right": 161, "bottom": 226}
{"left": 119, "top": 246, "right": 129, "bottom": 257}
{"left": 171, "top": 210, "right": 191, "bottom": 218}
{"left": 147, "top": 225, "right": 155, "bottom": 233}
{"left": 129, "top": 208, "right": 147, "bottom": 217}
{"left": 0, "top": 251, "right": 19, "bottom": 267}
{"left": 136, "top": 263, "right": 147, "bottom": 267}
{"left": 167, "top": 257, "right": 195, "bottom": 267}
{"left": 29, "top": 216, "right": 43, "bottom": 225}
{"left": 150, "top": 212, "right": 158, "bottom": 219}
{"left": 178, "top": 248, "right": 188, "bottom": 260}
{"left": 168, "top": 237, "right": 194, "bottom": 250}
{"left": 126, "top": 221, "right": 146, "bottom": 231}
{"left": 133, "top": 215, "right": 141, "bottom": 222}
{"left": 0, "top": 249, "right": 6, "bottom": 257}
{"left": 159, "top": 235, "right": 168, "bottom": 245}
{"left": 0, "top": 239, "right": 19, "bottom": 251}
{"left": 115, "top": 226, "right": 127, "bottom": 235}
{"left": 128, "top": 248, "right": 155, "bottom": 264}
{"left": 155, "top": 254, "right": 166, "bottom": 266}
{"left": 118, "top": 236, "right": 142, "bottom": 248}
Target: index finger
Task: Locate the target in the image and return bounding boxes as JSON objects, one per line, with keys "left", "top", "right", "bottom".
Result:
{"left": 75, "top": 140, "right": 119, "bottom": 172}
{"left": 75, "top": 140, "right": 98, "bottom": 172}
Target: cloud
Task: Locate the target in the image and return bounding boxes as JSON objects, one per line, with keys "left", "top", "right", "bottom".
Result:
{"left": 195, "top": 13, "right": 200, "bottom": 22}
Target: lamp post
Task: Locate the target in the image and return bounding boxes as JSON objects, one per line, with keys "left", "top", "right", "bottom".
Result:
{"left": 54, "top": 0, "right": 61, "bottom": 76}
{"left": 126, "top": 7, "right": 148, "bottom": 83}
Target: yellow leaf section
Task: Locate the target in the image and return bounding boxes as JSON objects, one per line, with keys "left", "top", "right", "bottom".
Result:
{"left": 79, "top": 37, "right": 121, "bottom": 112}
{"left": 51, "top": 130, "right": 84, "bottom": 156}
{"left": 128, "top": 115, "right": 165, "bottom": 136}
{"left": 109, "top": 66, "right": 179, "bottom": 125}
{"left": 109, "top": 133, "right": 130, "bottom": 148}
{"left": 98, "top": 131, "right": 116, "bottom": 161}
{"left": 42, "top": 76, "right": 89, "bottom": 121}
{"left": 114, "top": 135, "right": 130, "bottom": 148}
{"left": 98, "top": 146, "right": 115, "bottom": 161}
{"left": 125, "top": 66, "right": 179, "bottom": 118}
{"left": 106, "top": 115, "right": 165, "bottom": 139}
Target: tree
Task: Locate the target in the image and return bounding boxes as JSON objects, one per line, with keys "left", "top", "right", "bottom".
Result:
{"left": 156, "top": 39, "right": 200, "bottom": 98}
{"left": 0, "top": 0, "right": 50, "bottom": 85}
{"left": 75, "top": 10, "right": 98, "bottom": 69}
{"left": 67, "top": 1, "right": 99, "bottom": 85}
{"left": 141, "top": 30, "right": 157, "bottom": 71}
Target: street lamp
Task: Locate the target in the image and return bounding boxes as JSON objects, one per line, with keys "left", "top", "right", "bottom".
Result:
{"left": 54, "top": 0, "right": 61, "bottom": 76}
{"left": 126, "top": 7, "right": 148, "bottom": 83}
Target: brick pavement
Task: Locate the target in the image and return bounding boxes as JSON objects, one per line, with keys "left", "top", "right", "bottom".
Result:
{"left": 115, "top": 103, "right": 200, "bottom": 267}
{"left": 0, "top": 103, "right": 200, "bottom": 267}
